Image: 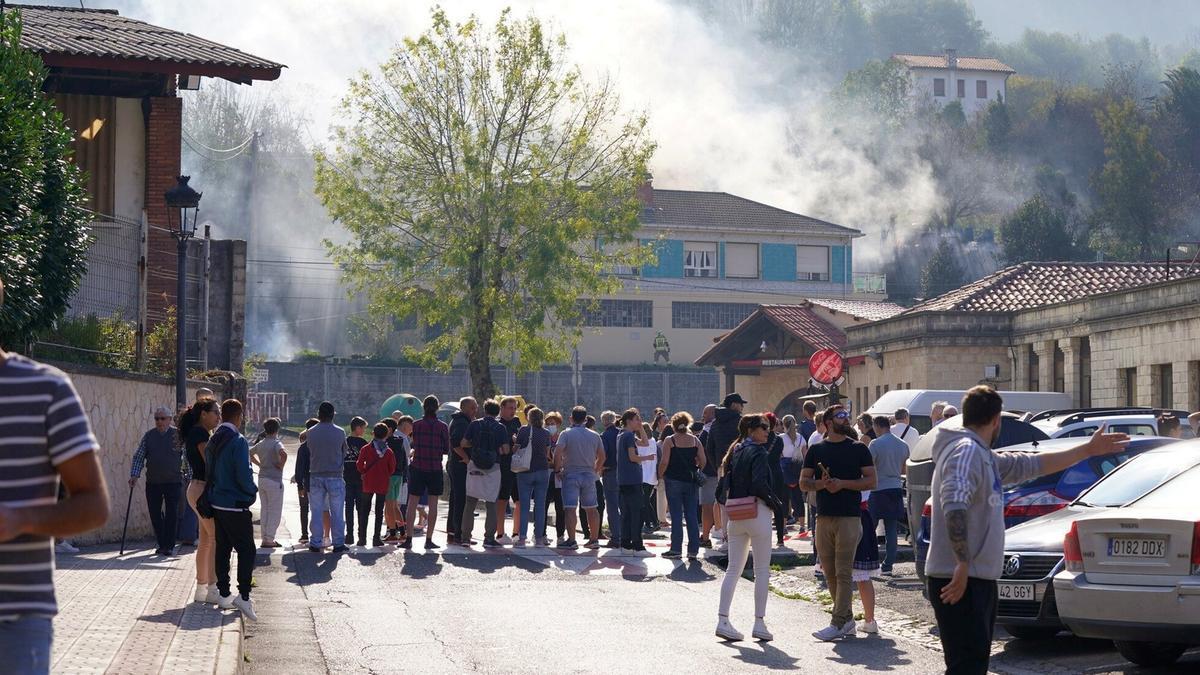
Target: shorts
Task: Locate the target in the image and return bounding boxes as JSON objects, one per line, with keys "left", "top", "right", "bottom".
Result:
{"left": 497, "top": 466, "right": 516, "bottom": 501}
{"left": 407, "top": 468, "right": 444, "bottom": 497}
{"left": 699, "top": 476, "right": 718, "bottom": 505}
{"left": 561, "top": 469, "right": 598, "bottom": 509}
{"left": 386, "top": 475, "right": 406, "bottom": 502}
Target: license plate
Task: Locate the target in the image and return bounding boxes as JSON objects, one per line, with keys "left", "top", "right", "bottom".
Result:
{"left": 1107, "top": 538, "right": 1165, "bottom": 558}
{"left": 998, "top": 582, "right": 1036, "bottom": 600}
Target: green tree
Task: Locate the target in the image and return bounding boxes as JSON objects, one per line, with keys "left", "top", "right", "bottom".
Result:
{"left": 982, "top": 100, "right": 1011, "bottom": 153}
{"left": 314, "top": 9, "right": 654, "bottom": 401}
{"left": 921, "top": 239, "right": 966, "bottom": 298}
{"left": 999, "top": 196, "right": 1075, "bottom": 264}
{"left": 868, "top": 0, "right": 987, "bottom": 58}
{"left": 0, "top": 12, "right": 90, "bottom": 348}
{"left": 837, "top": 58, "right": 913, "bottom": 124}
{"left": 1090, "top": 99, "right": 1171, "bottom": 259}
{"left": 1158, "top": 67, "right": 1200, "bottom": 174}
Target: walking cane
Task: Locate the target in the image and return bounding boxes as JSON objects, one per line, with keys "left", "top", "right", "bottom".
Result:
{"left": 118, "top": 482, "right": 134, "bottom": 556}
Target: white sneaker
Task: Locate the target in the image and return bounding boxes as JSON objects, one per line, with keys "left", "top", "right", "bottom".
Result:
{"left": 496, "top": 535, "right": 513, "bottom": 545}
{"left": 204, "top": 585, "right": 221, "bottom": 605}
{"left": 712, "top": 528, "right": 725, "bottom": 541}
{"left": 752, "top": 619, "right": 774, "bottom": 641}
{"left": 232, "top": 595, "right": 258, "bottom": 622}
{"left": 812, "top": 624, "right": 842, "bottom": 641}
{"left": 55, "top": 540, "right": 79, "bottom": 554}
{"left": 858, "top": 620, "right": 879, "bottom": 634}
{"left": 193, "top": 584, "right": 210, "bottom": 603}
{"left": 215, "top": 592, "right": 235, "bottom": 610}
{"left": 839, "top": 620, "right": 857, "bottom": 637}
{"left": 715, "top": 617, "right": 744, "bottom": 642}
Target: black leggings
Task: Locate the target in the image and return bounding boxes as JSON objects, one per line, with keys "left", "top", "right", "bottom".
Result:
{"left": 542, "top": 483, "right": 565, "bottom": 540}
{"left": 773, "top": 501, "right": 788, "bottom": 543}
{"left": 642, "top": 484, "right": 658, "bottom": 529}
{"left": 619, "top": 485, "right": 644, "bottom": 549}
{"left": 345, "top": 482, "right": 362, "bottom": 539}
{"left": 299, "top": 491, "right": 309, "bottom": 538}
{"left": 213, "top": 509, "right": 255, "bottom": 600}
{"left": 356, "top": 492, "right": 386, "bottom": 543}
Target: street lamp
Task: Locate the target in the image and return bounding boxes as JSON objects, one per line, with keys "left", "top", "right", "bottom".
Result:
{"left": 164, "top": 175, "right": 202, "bottom": 410}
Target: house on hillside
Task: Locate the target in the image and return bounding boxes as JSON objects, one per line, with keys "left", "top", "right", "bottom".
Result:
{"left": 14, "top": 3, "right": 283, "bottom": 371}
{"left": 574, "top": 180, "right": 888, "bottom": 368}
{"left": 845, "top": 261, "right": 1200, "bottom": 413}
{"left": 892, "top": 49, "right": 1015, "bottom": 117}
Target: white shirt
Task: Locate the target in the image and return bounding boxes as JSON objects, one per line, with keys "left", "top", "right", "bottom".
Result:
{"left": 807, "top": 431, "right": 824, "bottom": 447}
{"left": 893, "top": 423, "right": 921, "bottom": 450}
{"left": 639, "top": 438, "right": 658, "bottom": 485}
{"left": 781, "top": 433, "right": 805, "bottom": 459}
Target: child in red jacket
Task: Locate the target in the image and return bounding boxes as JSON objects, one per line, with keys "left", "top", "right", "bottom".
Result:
{"left": 357, "top": 422, "right": 398, "bottom": 547}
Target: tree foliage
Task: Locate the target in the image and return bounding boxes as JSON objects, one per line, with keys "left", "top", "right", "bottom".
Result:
{"left": 1090, "top": 99, "right": 1172, "bottom": 259}
{"left": 837, "top": 58, "right": 913, "bottom": 124}
{"left": 314, "top": 9, "right": 654, "bottom": 400}
{"left": 868, "top": 0, "right": 987, "bottom": 58}
{"left": 999, "top": 195, "right": 1075, "bottom": 265}
{"left": 921, "top": 239, "right": 966, "bottom": 298}
{"left": 0, "top": 12, "right": 90, "bottom": 348}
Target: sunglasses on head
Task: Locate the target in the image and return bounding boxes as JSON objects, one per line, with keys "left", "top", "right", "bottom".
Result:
{"left": 832, "top": 411, "right": 850, "bottom": 420}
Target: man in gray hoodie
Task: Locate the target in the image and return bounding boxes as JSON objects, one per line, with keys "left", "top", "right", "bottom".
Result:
{"left": 927, "top": 386, "right": 1127, "bottom": 674}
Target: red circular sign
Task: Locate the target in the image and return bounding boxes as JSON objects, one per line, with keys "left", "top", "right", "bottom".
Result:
{"left": 808, "top": 349, "right": 844, "bottom": 385}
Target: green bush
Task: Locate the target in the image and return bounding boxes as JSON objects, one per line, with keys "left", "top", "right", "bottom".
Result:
{"left": 36, "top": 314, "right": 136, "bottom": 370}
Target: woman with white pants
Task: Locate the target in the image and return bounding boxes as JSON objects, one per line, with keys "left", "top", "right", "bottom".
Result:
{"left": 717, "top": 414, "right": 786, "bottom": 642}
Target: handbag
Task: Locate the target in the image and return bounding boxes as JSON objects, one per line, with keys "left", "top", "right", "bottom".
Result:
{"left": 725, "top": 495, "right": 759, "bottom": 520}
{"left": 693, "top": 469, "right": 707, "bottom": 486}
{"left": 512, "top": 435, "right": 533, "bottom": 473}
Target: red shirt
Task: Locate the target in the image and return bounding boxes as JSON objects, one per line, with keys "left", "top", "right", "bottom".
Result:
{"left": 356, "top": 441, "right": 396, "bottom": 494}
{"left": 410, "top": 415, "right": 450, "bottom": 472}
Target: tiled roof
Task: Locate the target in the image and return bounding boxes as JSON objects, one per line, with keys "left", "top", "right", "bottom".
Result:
{"left": 805, "top": 298, "right": 905, "bottom": 322}
{"left": 905, "top": 262, "right": 1200, "bottom": 314}
{"left": 13, "top": 4, "right": 283, "bottom": 82}
{"left": 892, "top": 53, "right": 1015, "bottom": 74}
{"left": 643, "top": 189, "right": 861, "bottom": 237}
{"left": 694, "top": 303, "right": 845, "bottom": 366}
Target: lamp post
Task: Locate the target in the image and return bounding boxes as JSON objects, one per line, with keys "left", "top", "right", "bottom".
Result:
{"left": 164, "top": 176, "right": 202, "bottom": 410}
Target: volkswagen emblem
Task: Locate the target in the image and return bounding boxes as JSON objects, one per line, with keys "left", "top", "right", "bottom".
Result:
{"left": 1003, "top": 554, "right": 1021, "bottom": 577}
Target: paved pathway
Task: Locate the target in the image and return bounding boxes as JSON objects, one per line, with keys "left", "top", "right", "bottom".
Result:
{"left": 52, "top": 545, "right": 242, "bottom": 674}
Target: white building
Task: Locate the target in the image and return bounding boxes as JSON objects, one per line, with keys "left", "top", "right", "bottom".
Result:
{"left": 892, "top": 49, "right": 1015, "bottom": 117}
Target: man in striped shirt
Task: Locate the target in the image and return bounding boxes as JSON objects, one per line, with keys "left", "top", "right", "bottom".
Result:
{"left": 1, "top": 279, "right": 111, "bottom": 674}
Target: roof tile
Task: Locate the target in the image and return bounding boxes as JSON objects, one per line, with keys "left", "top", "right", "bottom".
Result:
{"left": 905, "top": 262, "right": 1200, "bottom": 314}
{"left": 805, "top": 298, "right": 905, "bottom": 322}
{"left": 892, "top": 53, "right": 1015, "bottom": 73}
{"left": 644, "top": 189, "right": 860, "bottom": 237}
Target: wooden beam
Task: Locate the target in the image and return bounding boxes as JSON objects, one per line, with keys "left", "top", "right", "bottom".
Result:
{"left": 37, "top": 53, "right": 281, "bottom": 83}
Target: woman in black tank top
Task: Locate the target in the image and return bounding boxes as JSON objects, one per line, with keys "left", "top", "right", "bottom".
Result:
{"left": 657, "top": 412, "right": 707, "bottom": 560}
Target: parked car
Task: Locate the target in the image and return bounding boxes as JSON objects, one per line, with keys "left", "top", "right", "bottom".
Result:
{"left": 908, "top": 413, "right": 1051, "bottom": 582}
{"left": 867, "top": 389, "right": 1072, "bottom": 434}
{"left": 913, "top": 435, "right": 1180, "bottom": 585}
{"left": 1028, "top": 407, "right": 1195, "bottom": 440}
{"left": 1053, "top": 443, "right": 1200, "bottom": 666}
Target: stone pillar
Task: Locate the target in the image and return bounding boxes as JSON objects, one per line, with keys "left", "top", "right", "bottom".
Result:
{"left": 1173, "top": 361, "right": 1196, "bottom": 412}
{"left": 1061, "top": 338, "right": 1081, "bottom": 408}
{"left": 1013, "top": 344, "right": 1030, "bottom": 390}
{"left": 1033, "top": 341, "right": 1056, "bottom": 393}
{"left": 1137, "top": 364, "right": 1155, "bottom": 408}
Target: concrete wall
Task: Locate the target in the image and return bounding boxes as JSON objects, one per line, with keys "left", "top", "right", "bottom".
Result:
{"left": 58, "top": 363, "right": 211, "bottom": 545}
{"left": 113, "top": 98, "right": 146, "bottom": 223}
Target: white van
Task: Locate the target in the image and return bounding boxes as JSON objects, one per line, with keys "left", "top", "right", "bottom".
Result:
{"left": 864, "top": 389, "right": 1072, "bottom": 434}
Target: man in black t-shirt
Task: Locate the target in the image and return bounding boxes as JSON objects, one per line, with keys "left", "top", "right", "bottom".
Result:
{"left": 801, "top": 404, "right": 876, "bottom": 641}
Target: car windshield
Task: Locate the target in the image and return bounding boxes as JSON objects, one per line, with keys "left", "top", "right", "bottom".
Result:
{"left": 1133, "top": 465, "right": 1200, "bottom": 507}
{"left": 1075, "top": 452, "right": 1194, "bottom": 507}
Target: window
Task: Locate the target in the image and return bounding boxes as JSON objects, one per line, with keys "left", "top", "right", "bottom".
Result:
{"left": 671, "top": 302, "right": 758, "bottom": 330}
{"left": 724, "top": 243, "right": 759, "bottom": 279}
{"left": 1157, "top": 364, "right": 1173, "bottom": 408}
{"left": 976, "top": 80, "right": 988, "bottom": 98}
{"left": 956, "top": 79, "right": 965, "bottom": 98}
{"left": 1079, "top": 452, "right": 1191, "bottom": 507}
{"left": 933, "top": 78, "right": 945, "bottom": 97}
{"left": 796, "top": 245, "right": 829, "bottom": 281}
{"left": 599, "top": 242, "right": 637, "bottom": 277}
{"left": 579, "top": 299, "right": 653, "bottom": 328}
{"left": 1124, "top": 367, "right": 1138, "bottom": 407}
{"left": 684, "top": 241, "right": 717, "bottom": 278}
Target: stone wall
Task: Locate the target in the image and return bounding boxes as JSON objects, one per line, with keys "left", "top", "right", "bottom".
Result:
{"left": 56, "top": 363, "right": 209, "bottom": 545}
{"left": 846, "top": 344, "right": 1012, "bottom": 412}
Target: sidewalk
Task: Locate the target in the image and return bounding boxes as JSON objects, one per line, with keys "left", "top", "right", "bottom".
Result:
{"left": 52, "top": 544, "right": 242, "bottom": 674}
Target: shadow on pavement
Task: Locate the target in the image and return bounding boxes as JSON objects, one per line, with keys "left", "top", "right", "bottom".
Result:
{"left": 721, "top": 639, "right": 800, "bottom": 670}
{"left": 667, "top": 559, "right": 718, "bottom": 583}
{"left": 440, "top": 551, "right": 548, "bottom": 575}
{"left": 828, "top": 636, "right": 913, "bottom": 671}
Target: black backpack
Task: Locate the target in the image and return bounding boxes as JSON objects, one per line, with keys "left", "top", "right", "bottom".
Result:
{"left": 471, "top": 419, "right": 500, "bottom": 470}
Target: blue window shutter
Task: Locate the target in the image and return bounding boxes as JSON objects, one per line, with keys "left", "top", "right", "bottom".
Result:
{"left": 718, "top": 241, "right": 725, "bottom": 279}
{"left": 831, "top": 245, "right": 845, "bottom": 284}
{"left": 761, "top": 243, "right": 796, "bottom": 281}
{"left": 643, "top": 239, "right": 684, "bottom": 278}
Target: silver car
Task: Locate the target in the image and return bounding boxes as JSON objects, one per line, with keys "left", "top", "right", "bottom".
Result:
{"left": 1052, "top": 444, "right": 1200, "bottom": 667}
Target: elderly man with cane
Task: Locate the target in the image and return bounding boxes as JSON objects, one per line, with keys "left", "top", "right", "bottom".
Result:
{"left": 129, "top": 407, "right": 185, "bottom": 556}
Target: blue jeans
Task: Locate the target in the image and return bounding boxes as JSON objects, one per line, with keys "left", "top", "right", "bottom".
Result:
{"left": 602, "top": 468, "right": 621, "bottom": 544}
{"left": 308, "top": 476, "right": 346, "bottom": 547}
{"left": 516, "top": 469, "right": 550, "bottom": 541}
{"left": 665, "top": 478, "right": 700, "bottom": 556}
{"left": 880, "top": 516, "right": 899, "bottom": 570}
{"left": 0, "top": 616, "right": 51, "bottom": 674}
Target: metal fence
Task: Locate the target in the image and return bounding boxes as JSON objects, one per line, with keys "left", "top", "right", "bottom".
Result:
{"left": 66, "top": 213, "right": 143, "bottom": 321}
{"left": 264, "top": 362, "right": 721, "bottom": 425}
